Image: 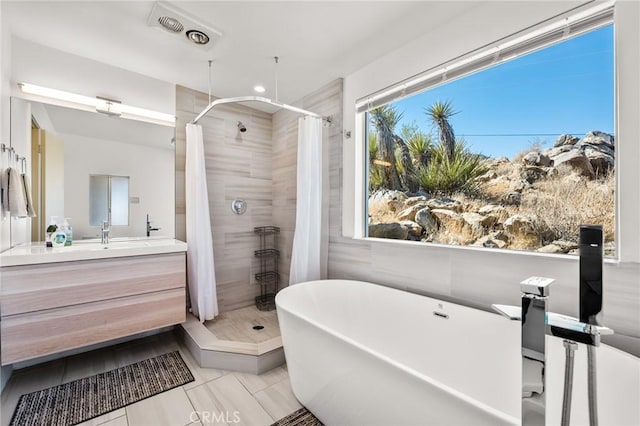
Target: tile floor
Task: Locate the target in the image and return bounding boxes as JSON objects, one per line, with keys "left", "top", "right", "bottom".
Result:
{"left": 0, "top": 331, "right": 301, "bottom": 426}
{"left": 204, "top": 307, "right": 280, "bottom": 344}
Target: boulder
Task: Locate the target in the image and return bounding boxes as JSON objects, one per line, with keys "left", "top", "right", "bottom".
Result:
{"left": 415, "top": 208, "right": 438, "bottom": 234}
{"left": 503, "top": 215, "right": 540, "bottom": 248}
{"left": 462, "top": 212, "right": 496, "bottom": 228}
{"left": 478, "top": 204, "right": 509, "bottom": 223}
{"left": 537, "top": 240, "right": 578, "bottom": 254}
{"left": 396, "top": 203, "right": 428, "bottom": 222}
{"left": 368, "top": 189, "right": 408, "bottom": 212}
{"left": 537, "top": 244, "right": 566, "bottom": 253}
{"left": 554, "top": 134, "right": 580, "bottom": 147}
{"left": 431, "top": 209, "right": 467, "bottom": 236}
{"left": 583, "top": 147, "right": 614, "bottom": 174}
{"left": 552, "top": 150, "right": 595, "bottom": 178}
{"left": 544, "top": 145, "right": 574, "bottom": 158}
{"left": 580, "top": 131, "right": 614, "bottom": 148}
{"left": 489, "top": 157, "right": 510, "bottom": 168}
{"left": 522, "top": 151, "right": 552, "bottom": 167}
{"left": 461, "top": 212, "right": 495, "bottom": 237}
{"left": 521, "top": 166, "right": 548, "bottom": 184}
{"left": 368, "top": 223, "right": 408, "bottom": 240}
{"left": 426, "top": 197, "right": 463, "bottom": 212}
{"left": 475, "top": 170, "right": 498, "bottom": 182}
{"left": 473, "top": 232, "right": 509, "bottom": 249}
{"left": 403, "top": 196, "right": 429, "bottom": 208}
{"left": 399, "top": 220, "right": 423, "bottom": 240}
{"left": 510, "top": 179, "right": 529, "bottom": 193}
{"left": 501, "top": 191, "right": 522, "bottom": 205}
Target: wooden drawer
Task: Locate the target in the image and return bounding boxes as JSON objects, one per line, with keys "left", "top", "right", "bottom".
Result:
{"left": 1, "top": 253, "right": 186, "bottom": 316}
{"left": 1, "top": 288, "right": 186, "bottom": 365}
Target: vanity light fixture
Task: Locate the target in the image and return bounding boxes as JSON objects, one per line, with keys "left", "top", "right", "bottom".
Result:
{"left": 18, "top": 83, "right": 175, "bottom": 127}
{"left": 253, "top": 85, "right": 266, "bottom": 93}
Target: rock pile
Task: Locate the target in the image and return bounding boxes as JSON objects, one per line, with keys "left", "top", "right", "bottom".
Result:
{"left": 367, "top": 131, "right": 615, "bottom": 253}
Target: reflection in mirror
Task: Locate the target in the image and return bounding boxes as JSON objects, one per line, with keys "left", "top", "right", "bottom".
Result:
{"left": 10, "top": 97, "right": 175, "bottom": 243}
{"left": 89, "top": 175, "right": 130, "bottom": 226}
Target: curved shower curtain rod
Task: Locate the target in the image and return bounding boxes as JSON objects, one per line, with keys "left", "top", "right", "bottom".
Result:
{"left": 190, "top": 95, "right": 332, "bottom": 125}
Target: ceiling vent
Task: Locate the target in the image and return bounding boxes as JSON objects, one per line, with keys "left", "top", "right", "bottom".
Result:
{"left": 147, "top": 2, "right": 222, "bottom": 50}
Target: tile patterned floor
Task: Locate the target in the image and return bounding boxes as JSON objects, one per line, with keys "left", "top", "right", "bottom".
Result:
{"left": 204, "top": 307, "right": 280, "bottom": 344}
{"left": 0, "top": 332, "right": 301, "bottom": 426}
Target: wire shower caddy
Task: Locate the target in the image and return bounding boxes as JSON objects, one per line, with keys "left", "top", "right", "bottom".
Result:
{"left": 254, "top": 226, "right": 280, "bottom": 311}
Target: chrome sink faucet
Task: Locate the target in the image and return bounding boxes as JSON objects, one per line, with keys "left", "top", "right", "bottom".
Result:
{"left": 101, "top": 221, "right": 110, "bottom": 244}
{"left": 493, "top": 277, "right": 613, "bottom": 426}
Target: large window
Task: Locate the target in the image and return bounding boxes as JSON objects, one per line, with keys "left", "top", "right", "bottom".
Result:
{"left": 365, "top": 22, "right": 615, "bottom": 256}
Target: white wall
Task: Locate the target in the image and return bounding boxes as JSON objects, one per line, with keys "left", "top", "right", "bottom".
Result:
{"left": 5, "top": 37, "right": 176, "bottom": 247}
{"left": 0, "top": 4, "right": 12, "bottom": 253}
{"left": 63, "top": 133, "right": 174, "bottom": 240}
{"left": 336, "top": 1, "right": 640, "bottom": 344}
{"left": 9, "top": 98, "right": 32, "bottom": 244}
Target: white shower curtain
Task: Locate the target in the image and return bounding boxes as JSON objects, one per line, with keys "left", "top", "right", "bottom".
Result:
{"left": 290, "top": 116, "right": 324, "bottom": 285}
{"left": 185, "top": 123, "right": 219, "bottom": 322}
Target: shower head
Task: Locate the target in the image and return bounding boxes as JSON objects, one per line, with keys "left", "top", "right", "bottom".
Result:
{"left": 237, "top": 121, "right": 247, "bottom": 133}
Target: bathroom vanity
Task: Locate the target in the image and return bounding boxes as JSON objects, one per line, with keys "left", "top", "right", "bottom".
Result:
{"left": 0, "top": 238, "right": 187, "bottom": 365}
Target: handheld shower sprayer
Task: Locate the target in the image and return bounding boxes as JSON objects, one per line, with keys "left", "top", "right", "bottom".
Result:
{"left": 237, "top": 121, "right": 247, "bottom": 133}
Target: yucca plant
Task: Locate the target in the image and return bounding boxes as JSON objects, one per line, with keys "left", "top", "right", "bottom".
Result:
{"left": 426, "top": 100, "right": 458, "bottom": 161}
{"left": 406, "top": 132, "right": 432, "bottom": 166}
{"left": 368, "top": 131, "right": 379, "bottom": 165}
{"left": 370, "top": 105, "right": 406, "bottom": 191}
{"left": 369, "top": 165, "right": 385, "bottom": 192}
{"left": 413, "top": 141, "right": 488, "bottom": 195}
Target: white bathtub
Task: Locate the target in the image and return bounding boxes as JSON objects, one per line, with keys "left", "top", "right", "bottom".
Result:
{"left": 276, "top": 279, "right": 640, "bottom": 426}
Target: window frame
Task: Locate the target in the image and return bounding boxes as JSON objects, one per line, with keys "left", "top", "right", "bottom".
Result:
{"left": 356, "top": 3, "right": 619, "bottom": 258}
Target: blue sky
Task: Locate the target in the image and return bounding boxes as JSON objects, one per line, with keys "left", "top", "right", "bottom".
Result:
{"left": 390, "top": 25, "right": 614, "bottom": 159}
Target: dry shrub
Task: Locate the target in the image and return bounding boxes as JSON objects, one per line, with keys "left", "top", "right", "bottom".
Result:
{"left": 520, "top": 172, "right": 615, "bottom": 243}
{"left": 368, "top": 201, "right": 399, "bottom": 224}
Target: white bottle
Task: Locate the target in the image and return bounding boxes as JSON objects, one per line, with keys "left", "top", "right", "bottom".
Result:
{"left": 62, "top": 218, "right": 73, "bottom": 246}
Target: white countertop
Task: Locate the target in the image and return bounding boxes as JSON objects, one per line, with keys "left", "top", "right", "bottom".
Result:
{"left": 0, "top": 238, "right": 188, "bottom": 267}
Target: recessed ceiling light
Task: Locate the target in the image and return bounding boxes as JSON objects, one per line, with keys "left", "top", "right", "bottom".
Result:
{"left": 158, "top": 16, "right": 184, "bottom": 33}
{"left": 186, "top": 30, "right": 210, "bottom": 45}
{"left": 254, "top": 85, "right": 266, "bottom": 93}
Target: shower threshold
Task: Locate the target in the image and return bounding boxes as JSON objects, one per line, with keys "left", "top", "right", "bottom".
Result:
{"left": 178, "top": 307, "right": 284, "bottom": 374}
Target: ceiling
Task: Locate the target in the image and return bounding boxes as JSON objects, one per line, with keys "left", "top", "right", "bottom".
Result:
{"left": 3, "top": 1, "right": 480, "bottom": 110}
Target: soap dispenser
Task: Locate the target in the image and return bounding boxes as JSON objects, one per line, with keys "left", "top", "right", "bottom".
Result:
{"left": 62, "top": 218, "right": 73, "bottom": 246}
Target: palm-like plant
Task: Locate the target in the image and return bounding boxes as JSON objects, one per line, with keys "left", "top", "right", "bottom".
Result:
{"left": 426, "top": 100, "right": 458, "bottom": 161}
{"left": 370, "top": 106, "right": 404, "bottom": 190}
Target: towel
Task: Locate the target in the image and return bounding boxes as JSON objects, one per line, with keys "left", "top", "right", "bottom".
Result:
{"left": 22, "top": 173, "right": 36, "bottom": 218}
{"left": 1, "top": 168, "right": 10, "bottom": 216}
{"left": 4, "top": 167, "right": 29, "bottom": 218}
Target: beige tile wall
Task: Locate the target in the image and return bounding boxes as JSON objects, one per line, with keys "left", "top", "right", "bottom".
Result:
{"left": 271, "top": 79, "right": 344, "bottom": 286}
{"left": 176, "top": 86, "right": 275, "bottom": 313}
{"left": 176, "top": 80, "right": 343, "bottom": 313}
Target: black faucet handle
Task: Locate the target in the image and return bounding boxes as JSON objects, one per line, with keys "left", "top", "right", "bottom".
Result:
{"left": 579, "top": 225, "right": 603, "bottom": 325}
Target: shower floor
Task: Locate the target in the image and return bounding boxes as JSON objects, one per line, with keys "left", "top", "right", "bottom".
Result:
{"left": 204, "top": 305, "right": 280, "bottom": 344}
{"left": 179, "top": 304, "right": 284, "bottom": 374}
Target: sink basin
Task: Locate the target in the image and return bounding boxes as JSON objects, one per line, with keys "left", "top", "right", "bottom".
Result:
{"left": 0, "top": 238, "right": 187, "bottom": 267}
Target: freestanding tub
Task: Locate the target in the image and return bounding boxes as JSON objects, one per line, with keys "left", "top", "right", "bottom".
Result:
{"left": 276, "top": 279, "right": 639, "bottom": 425}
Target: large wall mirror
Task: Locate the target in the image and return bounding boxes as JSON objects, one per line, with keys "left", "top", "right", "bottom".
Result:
{"left": 9, "top": 97, "right": 175, "bottom": 243}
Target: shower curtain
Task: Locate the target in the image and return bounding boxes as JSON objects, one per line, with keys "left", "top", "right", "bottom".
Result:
{"left": 290, "top": 116, "right": 324, "bottom": 284}
{"left": 185, "top": 123, "right": 219, "bottom": 322}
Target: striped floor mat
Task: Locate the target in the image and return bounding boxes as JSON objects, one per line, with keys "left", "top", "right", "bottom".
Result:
{"left": 272, "top": 407, "right": 323, "bottom": 426}
{"left": 10, "top": 351, "right": 194, "bottom": 426}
